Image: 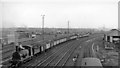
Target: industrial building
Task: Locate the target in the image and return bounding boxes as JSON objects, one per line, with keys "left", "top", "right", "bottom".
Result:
{"left": 104, "top": 29, "right": 120, "bottom": 43}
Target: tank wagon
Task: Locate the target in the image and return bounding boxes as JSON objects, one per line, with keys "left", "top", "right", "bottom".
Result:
{"left": 9, "top": 34, "right": 88, "bottom": 67}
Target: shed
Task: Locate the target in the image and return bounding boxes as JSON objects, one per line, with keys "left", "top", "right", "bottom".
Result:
{"left": 104, "top": 29, "right": 120, "bottom": 43}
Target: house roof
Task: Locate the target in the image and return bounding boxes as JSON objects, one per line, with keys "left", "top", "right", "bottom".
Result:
{"left": 106, "top": 29, "right": 120, "bottom": 36}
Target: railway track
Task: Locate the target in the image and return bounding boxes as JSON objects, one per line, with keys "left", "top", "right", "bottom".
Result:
{"left": 48, "top": 38, "right": 84, "bottom": 68}
{"left": 2, "top": 45, "right": 14, "bottom": 50}
{"left": 2, "top": 34, "right": 75, "bottom": 67}
{"left": 83, "top": 38, "right": 96, "bottom": 58}
{"left": 41, "top": 43, "right": 73, "bottom": 67}
{"left": 20, "top": 39, "right": 76, "bottom": 67}
{"left": 83, "top": 43, "right": 92, "bottom": 58}
{"left": 31, "top": 37, "right": 88, "bottom": 67}
{"left": 20, "top": 35, "right": 93, "bottom": 68}
{"left": 52, "top": 44, "right": 77, "bottom": 67}
{"left": 20, "top": 40, "right": 74, "bottom": 68}
{"left": 4, "top": 34, "right": 99, "bottom": 68}
{"left": 32, "top": 41, "right": 74, "bottom": 68}
{"left": 2, "top": 49, "right": 15, "bottom": 54}
{"left": 39, "top": 37, "right": 90, "bottom": 67}
{"left": 30, "top": 41, "right": 75, "bottom": 67}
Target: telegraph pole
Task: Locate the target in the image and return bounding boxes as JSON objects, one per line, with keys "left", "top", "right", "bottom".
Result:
{"left": 68, "top": 20, "right": 69, "bottom": 35}
{"left": 41, "top": 15, "right": 45, "bottom": 41}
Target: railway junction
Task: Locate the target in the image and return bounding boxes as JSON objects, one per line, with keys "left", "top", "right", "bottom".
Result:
{"left": 1, "top": 31, "right": 119, "bottom": 68}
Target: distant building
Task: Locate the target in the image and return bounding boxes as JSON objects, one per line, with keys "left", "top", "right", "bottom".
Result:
{"left": 7, "top": 33, "right": 15, "bottom": 44}
{"left": 16, "top": 30, "right": 31, "bottom": 39}
{"left": 1, "top": 31, "right": 16, "bottom": 45}
{"left": 104, "top": 29, "right": 120, "bottom": 43}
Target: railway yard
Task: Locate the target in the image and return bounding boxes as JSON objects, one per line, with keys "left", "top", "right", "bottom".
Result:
{"left": 1, "top": 0, "right": 120, "bottom": 68}
{"left": 1, "top": 28, "right": 119, "bottom": 68}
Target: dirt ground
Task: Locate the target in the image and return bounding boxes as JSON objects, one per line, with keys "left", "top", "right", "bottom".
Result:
{"left": 94, "top": 37, "right": 118, "bottom": 66}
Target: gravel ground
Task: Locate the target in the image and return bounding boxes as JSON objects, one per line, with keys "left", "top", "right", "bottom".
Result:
{"left": 94, "top": 37, "right": 118, "bottom": 66}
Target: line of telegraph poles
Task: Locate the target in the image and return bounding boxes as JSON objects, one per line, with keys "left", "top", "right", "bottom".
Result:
{"left": 41, "top": 15, "right": 70, "bottom": 40}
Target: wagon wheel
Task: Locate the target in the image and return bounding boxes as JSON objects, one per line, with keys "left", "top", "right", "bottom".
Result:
{"left": 17, "top": 61, "right": 22, "bottom": 67}
{"left": 8, "top": 63, "right": 17, "bottom": 68}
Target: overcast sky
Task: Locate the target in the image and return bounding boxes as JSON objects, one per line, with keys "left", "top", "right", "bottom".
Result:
{"left": 0, "top": 0, "right": 119, "bottom": 29}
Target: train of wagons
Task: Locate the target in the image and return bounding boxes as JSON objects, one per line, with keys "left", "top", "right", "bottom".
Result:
{"left": 9, "top": 33, "right": 89, "bottom": 67}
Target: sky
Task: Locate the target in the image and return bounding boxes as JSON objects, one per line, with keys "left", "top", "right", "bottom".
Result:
{"left": 0, "top": 0, "right": 120, "bottom": 29}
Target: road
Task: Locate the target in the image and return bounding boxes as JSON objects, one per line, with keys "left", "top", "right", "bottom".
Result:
{"left": 16, "top": 33, "right": 103, "bottom": 67}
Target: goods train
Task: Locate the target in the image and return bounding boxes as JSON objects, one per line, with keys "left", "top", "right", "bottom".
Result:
{"left": 9, "top": 34, "right": 81, "bottom": 67}
{"left": 9, "top": 33, "right": 90, "bottom": 67}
